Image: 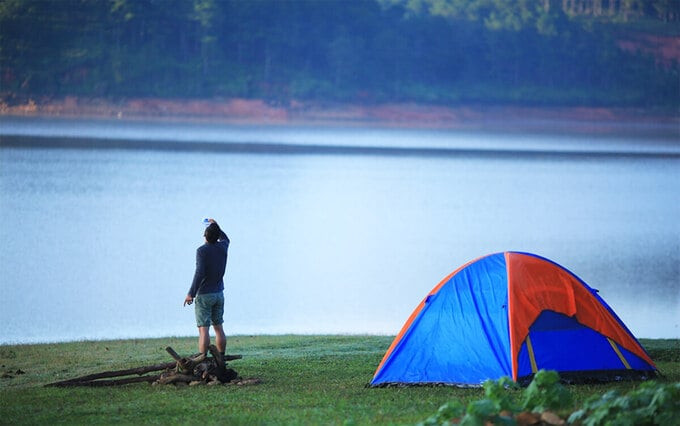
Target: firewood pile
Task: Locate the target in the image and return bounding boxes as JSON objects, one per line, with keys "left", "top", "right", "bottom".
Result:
{"left": 46, "top": 345, "right": 246, "bottom": 387}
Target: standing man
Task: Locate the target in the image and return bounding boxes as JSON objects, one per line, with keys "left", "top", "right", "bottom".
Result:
{"left": 184, "top": 218, "right": 230, "bottom": 357}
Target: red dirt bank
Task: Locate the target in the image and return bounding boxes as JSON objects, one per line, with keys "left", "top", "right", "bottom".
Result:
{"left": 1, "top": 96, "right": 677, "bottom": 136}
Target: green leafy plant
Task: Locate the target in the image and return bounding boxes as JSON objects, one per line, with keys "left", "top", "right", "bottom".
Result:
{"left": 418, "top": 375, "right": 522, "bottom": 426}
{"left": 419, "top": 370, "right": 680, "bottom": 426}
{"left": 463, "top": 398, "right": 515, "bottom": 426}
{"left": 522, "top": 369, "right": 572, "bottom": 412}
{"left": 483, "top": 376, "right": 521, "bottom": 413}
{"left": 418, "top": 401, "right": 466, "bottom": 425}
{"left": 567, "top": 381, "right": 680, "bottom": 425}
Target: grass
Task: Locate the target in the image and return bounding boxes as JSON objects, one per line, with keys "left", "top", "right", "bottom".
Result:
{"left": 0, "top": 336, "right": 678, "bottom": 425}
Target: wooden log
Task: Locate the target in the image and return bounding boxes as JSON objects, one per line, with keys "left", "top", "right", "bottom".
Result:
{"left": 166, "top": 347, "right": 211, "bottom": 374}
{"left": 157, "top": 373, "right": 197, "bottom": 385}
{"left": 187, "top": 352, "right": 242, "bottom": 361}
{"left": 209, "top": 345, "right": 225, "bottom": 372}
{"left": 45, "top": 346, "right": 242, "bottom": 387}
{"left": 165, "top": 346, "right": 182, "bottom": 361}
{"left": 189, "top": 353, "right": 207, "bottom": 363}
{"left": 45, "top": 362, "right": 175, "bottom": 387}
{"left": 184, "top": 351, "right": 242, "bottom": 361}
{"left": 166, "top": 346, "right": 193, "bottom": 373}
{"left": 208, "top": 344, "right": 238, "bottom": 383}
{"left": 182, "top": 353, "right": 207, "bottom": 374}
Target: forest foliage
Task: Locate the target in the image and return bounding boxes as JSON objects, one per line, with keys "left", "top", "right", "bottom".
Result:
{"left": 0, "top": 0, "right": 678, "bottom": 108}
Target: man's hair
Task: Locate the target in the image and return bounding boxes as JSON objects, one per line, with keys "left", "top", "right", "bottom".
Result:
{"left": 204, "top": 223, "right": 221, "bottom": 244}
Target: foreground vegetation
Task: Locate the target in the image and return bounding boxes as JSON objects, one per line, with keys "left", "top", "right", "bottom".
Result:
{"left": 0, "top": 336, "right": 678, "bottom": 425}
{"left": 420, "top": 370, "right": 680, "bottom": 425}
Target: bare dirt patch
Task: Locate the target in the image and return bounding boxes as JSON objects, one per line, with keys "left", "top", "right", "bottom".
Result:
{"left": 1, "top": 96, "right": 677, "bottom": 137}
{"left": 618, "top": 34, "right": 680, "bottom": 66}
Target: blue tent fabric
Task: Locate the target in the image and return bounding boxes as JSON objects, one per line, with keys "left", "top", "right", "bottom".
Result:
{"left": 517, "top": 311, "right": 655, "bottom": 379}
{"left": 372, "top": 253, "right": 512, "bottom": 385}
{"left": 370, "top": 252, "right": 657, "bottom": 387}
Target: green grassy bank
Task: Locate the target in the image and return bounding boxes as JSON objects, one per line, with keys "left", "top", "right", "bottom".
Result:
{"left": 1, "top": 336, "right": 678, "bottom": 425}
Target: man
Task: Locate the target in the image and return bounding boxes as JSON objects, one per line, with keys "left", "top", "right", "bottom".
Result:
{"left": 184, "top": 218, "right": 230, "bottom": 357}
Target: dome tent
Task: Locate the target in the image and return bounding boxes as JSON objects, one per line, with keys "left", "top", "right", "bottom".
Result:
{"left": 370, "top": 252, "right": 656, "bottom": 387}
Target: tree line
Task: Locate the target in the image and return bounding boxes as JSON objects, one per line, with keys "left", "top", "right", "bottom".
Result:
{"left": 1, "top": 0, "right": 677, "bottom": 108}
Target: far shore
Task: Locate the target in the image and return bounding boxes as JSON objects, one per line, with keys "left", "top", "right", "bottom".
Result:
{"left": 1, "top": 96, "right": 678, "bottom": 138}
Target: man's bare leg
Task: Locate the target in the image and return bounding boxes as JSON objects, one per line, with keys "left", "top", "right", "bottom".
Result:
{"left": 198, "top": 326, "right": 211, "bottom": 354}
{"left": 213, "top": 324, "right": 226, "bottom": 353}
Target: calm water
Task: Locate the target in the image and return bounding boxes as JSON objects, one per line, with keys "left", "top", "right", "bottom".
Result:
{"left": 1, "top": 117, "right": 678, "bottom": 344}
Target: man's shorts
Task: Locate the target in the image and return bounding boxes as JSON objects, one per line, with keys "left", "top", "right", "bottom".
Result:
{"left": 194, "top": 292, "right": 224, "bottom": 327}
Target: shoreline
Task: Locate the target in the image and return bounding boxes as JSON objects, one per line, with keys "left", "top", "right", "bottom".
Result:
{"left": 1, "top": 96, "right": 678, "bottom": 137}
{"left": 0, "top": 333, "right": 680, "bottom": 348}
{"left": 1, "top": 334, "right": 676, "bottom": 348}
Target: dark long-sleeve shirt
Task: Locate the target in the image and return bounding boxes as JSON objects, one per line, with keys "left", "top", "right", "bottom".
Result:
{"left": 188, "top": 230, "right": 229, "bottom": 297}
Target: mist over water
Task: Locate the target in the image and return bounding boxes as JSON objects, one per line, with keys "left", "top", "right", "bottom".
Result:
{"left": 2, "top": 116, "right": 679, "bottom": 154}
{"left": 1, "top": 118, "right": 678, "bottom": 344}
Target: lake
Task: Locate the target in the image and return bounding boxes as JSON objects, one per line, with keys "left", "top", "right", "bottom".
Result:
{"left": 1, "top": 116, "right": 678, "bottom": 344}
